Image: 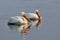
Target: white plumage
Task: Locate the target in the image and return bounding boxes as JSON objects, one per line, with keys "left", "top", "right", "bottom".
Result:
{"left": 26, "top": 13, "right": 39, "bottom": 19}
{"left": 8, "top": 16, "right": 28, "bottom": 24}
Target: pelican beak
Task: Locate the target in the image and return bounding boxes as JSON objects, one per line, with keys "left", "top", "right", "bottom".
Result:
{"left": 21, "top": 12, "right": 31, "bottom": 22}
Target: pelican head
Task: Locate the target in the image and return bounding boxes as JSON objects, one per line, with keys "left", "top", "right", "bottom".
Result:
{"left": 35, "top": 10, "right": 39, "bottom": 12}
{"left": 21, "top": 12, "right": 25, "bottom": 15}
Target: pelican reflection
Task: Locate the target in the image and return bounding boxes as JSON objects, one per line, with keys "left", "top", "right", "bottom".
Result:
{"left": 8, "top": 23, "right": 32, "bottom": 36}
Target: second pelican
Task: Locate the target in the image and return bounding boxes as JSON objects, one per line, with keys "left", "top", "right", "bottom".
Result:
{"left": 21, "top": 10, "right": 42, "bottom": 29}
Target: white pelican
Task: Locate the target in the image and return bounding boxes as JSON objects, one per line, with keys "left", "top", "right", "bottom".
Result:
{"left": 8, "top": 12, "right": 32, "bottom": 35}
{"left": 8, "top": 13, "right": 31, "bottom": 26}
{"left": 21, "top": 10, "right": 42, "bottom": 29}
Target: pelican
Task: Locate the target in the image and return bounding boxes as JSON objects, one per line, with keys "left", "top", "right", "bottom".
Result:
{"left": 8, "top": 13, "right": 32, "bottom": 35}
{"left": 8, "top": 13, "right": 31, "bottom": 26}
{"left": 21, "top": 10, "right": 42, "bottom": 29}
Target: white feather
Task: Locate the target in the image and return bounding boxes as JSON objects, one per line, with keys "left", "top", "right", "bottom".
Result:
{"left": 26, "top": 13, "right": 39, "bottom": 18}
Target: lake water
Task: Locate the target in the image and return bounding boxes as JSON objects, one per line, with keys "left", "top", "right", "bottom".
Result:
{"left": 0, "top": 0, "right": 60, "bottom": 40}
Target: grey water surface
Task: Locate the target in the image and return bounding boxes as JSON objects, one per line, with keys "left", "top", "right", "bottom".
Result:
{"left": 0, "top": 0, "right": 60, "bottom": 40}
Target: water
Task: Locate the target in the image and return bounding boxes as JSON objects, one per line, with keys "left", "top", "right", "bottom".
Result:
{"left": 0, "top": 0, "right": 60, "bottom": 40}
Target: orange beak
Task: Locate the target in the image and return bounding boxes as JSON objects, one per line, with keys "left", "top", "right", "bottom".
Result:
{"left": 21, "top": 12, "right": 31, "bottom": 22}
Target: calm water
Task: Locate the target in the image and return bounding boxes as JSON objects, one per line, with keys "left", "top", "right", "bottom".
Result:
{"left": 0, "top": 0, "right": 60, "bottom": 40}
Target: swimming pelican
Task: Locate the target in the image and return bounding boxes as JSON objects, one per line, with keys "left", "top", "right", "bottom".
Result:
{"left": 8, "top": 13, "right": 31, "bottom": 26}
{"left": 8, "top": 12, "right": 32, "bottom": 34}
{"left": 21, "top": 10, "right": 42, "bottom": 29}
